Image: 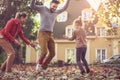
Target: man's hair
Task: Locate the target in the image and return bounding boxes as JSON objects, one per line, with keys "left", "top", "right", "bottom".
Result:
{"left": 16, "top": 12, "right": 27, "bottom": 18}
{"left": 51, "top": 0, "right": 60, "bottom": 4}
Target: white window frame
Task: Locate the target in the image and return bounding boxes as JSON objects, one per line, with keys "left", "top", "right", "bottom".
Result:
{"left": 82, "top": 9, "right": 93, "bottom": 21}
{"left": 96, "top": 27, "right": 105, "bottom": 37}
{"left": 65, "top": 27, "right": 74, "bottom": 38}
{"left": 95, "top": 48, "right": 107, "bottom": 62}
{"left": 57, "top": 11, "right": 68, "bottom": 22}
{"left": 65, "top": 48, "right": 76, "bottom": 64}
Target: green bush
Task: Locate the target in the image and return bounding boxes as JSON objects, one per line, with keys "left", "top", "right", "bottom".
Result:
{"left": 0, "top": 52, "right": 6, "bottom": 66}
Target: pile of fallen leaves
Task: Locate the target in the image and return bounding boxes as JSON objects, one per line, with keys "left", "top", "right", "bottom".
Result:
{"left": 0, "top": 64, "right": 120, "bottom": 80}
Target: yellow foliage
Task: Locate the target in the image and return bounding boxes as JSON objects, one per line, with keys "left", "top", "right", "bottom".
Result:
{"left": 59, "top": 0, "right": 64, "bottom": 2}
{"left": 118, "top": 28, "right": 120, "bottom": 35}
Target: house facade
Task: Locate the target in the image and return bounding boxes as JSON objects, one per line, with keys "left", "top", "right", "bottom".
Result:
{"left": 25, "top": 25, "right": 120, "bottom": 64}
{"left": 25, "top": 0, "right": 120, "bottom": 64}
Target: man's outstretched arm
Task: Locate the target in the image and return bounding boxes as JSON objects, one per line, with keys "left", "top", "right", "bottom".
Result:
{"left": 56, "top": 0, "right": 70, "bottom": 14}
{"left": 30, "top": 0, "right": 44, "bottom": 11}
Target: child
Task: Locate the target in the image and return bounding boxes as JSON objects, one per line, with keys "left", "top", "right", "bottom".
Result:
{"left": 64, "top": 18, "right": 90, "bottom": 75}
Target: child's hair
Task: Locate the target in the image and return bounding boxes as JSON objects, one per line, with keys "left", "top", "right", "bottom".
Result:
{"left": 51, "top": 0, "right": 60, "bottom": 4}
{"left": 15, "top": 12, "right": 27, "bottom": 18}
{"left": 73, "top": 19, "right": 82, "bottom": 26}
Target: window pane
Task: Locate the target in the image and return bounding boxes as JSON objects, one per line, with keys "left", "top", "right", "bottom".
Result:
{"left": 97, "top": 49, "right": 101, "bottom": 62}
{"left": 100, "top": 27, "right": 105, "bottom": 37}
{"left": 102, "top": 49, "right": 105, "bottom": 60}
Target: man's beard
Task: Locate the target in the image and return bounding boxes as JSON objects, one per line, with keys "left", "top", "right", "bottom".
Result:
{"left": 50, "top": 8, "right": 55, "bottom": 13}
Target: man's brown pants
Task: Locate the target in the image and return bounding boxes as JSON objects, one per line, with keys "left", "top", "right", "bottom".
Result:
{"left": 37, "top": 31, "right": 55, "bottom": 69}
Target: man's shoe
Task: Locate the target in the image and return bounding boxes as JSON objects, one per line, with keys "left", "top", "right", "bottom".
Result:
{"left": 36, "top": 64, "right": 43, "bottom": 73}
{"left": 41, "top": 64, "right": 48, "bottom": 70}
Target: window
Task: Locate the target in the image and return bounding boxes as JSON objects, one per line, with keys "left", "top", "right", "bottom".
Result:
{"left": 65, "top": 48, "right": 76, "bottom": 64}
{"left": 96, "top": 49, "right": 107, "bottom": 62}
{"left": 65, "top": 26, "right": 74, "bottom": 38}
{"left": 57, "top": 11, "right": 68, "bottom": 22}
{"left": 82, "top": 8, "right": 93, "bottom": 21}
{"left": 96, "top": 27, "right": 105, "bottom": 37}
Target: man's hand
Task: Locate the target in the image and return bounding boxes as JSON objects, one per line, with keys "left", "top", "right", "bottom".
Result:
{"left": 30, "top": 42, "right": 36, "bottom": 48}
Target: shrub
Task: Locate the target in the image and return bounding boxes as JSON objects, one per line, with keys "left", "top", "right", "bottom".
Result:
{"left": 0, "top": 52, "right": 6, "bottom": 66}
